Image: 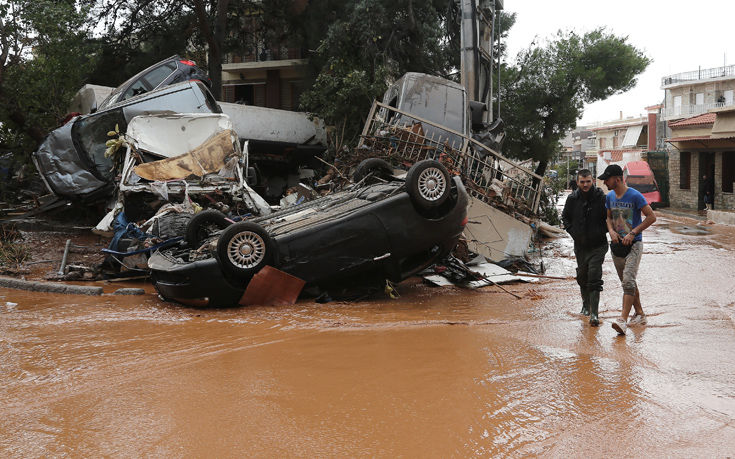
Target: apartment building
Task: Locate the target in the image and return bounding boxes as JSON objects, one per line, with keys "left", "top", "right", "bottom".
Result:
{"left": 662, "top": 64, "right": 735, "bottom": 211}
{"left": 570, "top": 128, "right": 597, "bottom": 174}
{"left": 588, "top": 114, "right": 649, "bottom": 186}
{"left": 219, "top": 1, "right": 309, "bottom": 110}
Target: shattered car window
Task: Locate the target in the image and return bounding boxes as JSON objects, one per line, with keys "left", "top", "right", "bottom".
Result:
{"left": 123, "top": 79, "right": 149, "bottom": 101}
{"left": 72, "top": 109, "right": 127, "bottom": 179}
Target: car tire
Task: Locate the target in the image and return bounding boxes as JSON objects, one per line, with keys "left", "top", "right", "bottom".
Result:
{"left": 216, "top": 222, "right": 273, "bottom": 279}
{"left": 353, "top": 158, "right": 393, "bottom": 183}
{"left": 405, "top": 159, "right": 451, "bottom": 208}
{"left": 186, "top": 209, "right": 230, "bottom": 247}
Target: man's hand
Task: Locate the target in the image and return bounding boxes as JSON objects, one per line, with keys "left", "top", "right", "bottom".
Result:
{"left": 622, "top": 232, "right": 636, "bottom": 246}
{"left": 609, "top": 230, "right": 620, "bottom": 244}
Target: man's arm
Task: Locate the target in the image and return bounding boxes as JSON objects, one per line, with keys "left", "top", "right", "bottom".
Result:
{"left": 561, "top": 195, "right": 573, "bottom": 231}
{"left": 622, "top": 204, "right": 657, "bottom": 245}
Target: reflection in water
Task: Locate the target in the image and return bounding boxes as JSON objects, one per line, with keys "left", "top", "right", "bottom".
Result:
{"left": 1, "top": 215, "right": 735, "bottom": 456}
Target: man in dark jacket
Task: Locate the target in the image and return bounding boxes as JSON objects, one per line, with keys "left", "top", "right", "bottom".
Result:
{"left": 562, "top": 169, "right": 608, "bottom": 326}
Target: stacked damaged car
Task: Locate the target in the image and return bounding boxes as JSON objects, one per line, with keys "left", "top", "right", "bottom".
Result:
{"left": 31, "top": 58, "right": 472, "bottom": 307}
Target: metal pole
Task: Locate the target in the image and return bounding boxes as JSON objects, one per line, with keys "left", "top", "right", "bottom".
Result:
{"left": 58, "top": 239, "right": 71, "bottom": 276}
{"left": 496, "top": 2, "right": 502, "bottom": 120}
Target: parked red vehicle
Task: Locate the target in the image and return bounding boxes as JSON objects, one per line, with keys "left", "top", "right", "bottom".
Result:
{"left": 624, "top": 161, "right": 662, "bottom": 208}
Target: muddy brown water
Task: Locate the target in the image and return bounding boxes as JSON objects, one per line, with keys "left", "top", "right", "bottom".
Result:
{"left": 2, "top": 213, "right": 735, "bottom": 457}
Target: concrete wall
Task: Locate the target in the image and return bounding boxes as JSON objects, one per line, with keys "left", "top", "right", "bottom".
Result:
{"left": 708, "top": 209, "right": 735, "bottom": 225}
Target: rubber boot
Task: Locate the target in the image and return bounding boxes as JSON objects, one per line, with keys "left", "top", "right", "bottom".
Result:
{"left": 588, "top": 290, "right": 600, "bottom": 326}
{"left": 579, "top": 288, "right": 590, "bottom": 316}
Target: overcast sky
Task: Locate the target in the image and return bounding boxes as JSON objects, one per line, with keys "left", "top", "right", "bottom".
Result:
{"left": 502, "top": 0, "right": 735, "bottom": 126}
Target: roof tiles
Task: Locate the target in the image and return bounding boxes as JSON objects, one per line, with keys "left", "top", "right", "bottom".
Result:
{"left": 668, "top": 113, "right": 716, "bottom": 127}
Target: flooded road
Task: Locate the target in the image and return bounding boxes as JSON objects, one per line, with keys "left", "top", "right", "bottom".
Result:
{"left": 2, "top": 211, "right": 735, "bottom": 457}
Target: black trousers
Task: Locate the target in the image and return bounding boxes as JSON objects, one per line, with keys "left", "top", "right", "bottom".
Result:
{"left": 574, "top": 243, "right": 607, "bottom": 312}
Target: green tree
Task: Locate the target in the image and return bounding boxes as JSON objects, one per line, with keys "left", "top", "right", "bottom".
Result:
{"left": 499, "top": 29, "right": 650, "bottom": 176}
{"left": 298, "top": 0, "right": 459, "bottom": 144}
{"left": 0, "top": 0, "right": 97, "bottom": 157}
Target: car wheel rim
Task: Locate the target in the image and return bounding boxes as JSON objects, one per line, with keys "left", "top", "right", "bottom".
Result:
{"left": 417, "top": 167, "right": 446, "bottom": 201}
{"left": 227, "top": 231, "right": 265, "bottom": 269}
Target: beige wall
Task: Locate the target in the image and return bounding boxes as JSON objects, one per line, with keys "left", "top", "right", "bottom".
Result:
{"left": 670, "top": 125, "right": 713, "bottom": 138}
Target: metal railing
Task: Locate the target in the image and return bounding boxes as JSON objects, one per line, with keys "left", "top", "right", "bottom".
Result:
{"left": 661, "top": 64, "right": 735, "bottom": 87}
{"left": 358, "top": 101, "right": 543, "bottom": 216}
{"left": 662, "top": 100, "right": 735, "bottom": 120}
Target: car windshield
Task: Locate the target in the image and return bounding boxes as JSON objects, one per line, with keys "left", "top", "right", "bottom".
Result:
{"left": 626, "top": 175, "right": 658, "bottom": 193}
{"left": 73, "top": 109, "right": 127, "bottom": 179}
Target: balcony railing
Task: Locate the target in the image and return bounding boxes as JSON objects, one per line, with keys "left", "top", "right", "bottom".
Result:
{"left": 661, "top": 64, "right": 735, "bottom": 87}
{"left": 662, "top": 101, "right": 735, "bottom": 120}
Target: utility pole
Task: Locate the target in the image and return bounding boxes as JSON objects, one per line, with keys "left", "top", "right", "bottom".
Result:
{"left": 459, "top": 0, "right": 503, "bottom": 126}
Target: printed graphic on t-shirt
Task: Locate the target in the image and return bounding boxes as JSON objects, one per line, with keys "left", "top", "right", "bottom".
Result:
{"left": 610, "top": 206, "right": 633, "bottom": 237}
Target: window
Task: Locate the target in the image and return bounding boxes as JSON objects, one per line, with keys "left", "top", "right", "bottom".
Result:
{"left": 142, "top": 62, "right": 177, "bottom": 89}
{"left": 726, "top": 90, "right": 734, "bottom": 105}
{"left": 674, "top": 95, "right": 682, "bottom": 115}
{"left": 679, "top": 151, "right": 691, "bottom": 189}
{"left": 122, "top": 62, "right": 176, "bottom": 101}
{"left": 723, "top": 154, "right": 735, "bottom": 193}
{"left": 695, "top": 93, "right": 704, "bottom": 106}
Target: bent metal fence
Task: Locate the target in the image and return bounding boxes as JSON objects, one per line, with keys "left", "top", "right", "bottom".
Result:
{"left": 358, "top": 101, "right": 542, "bottom": 217}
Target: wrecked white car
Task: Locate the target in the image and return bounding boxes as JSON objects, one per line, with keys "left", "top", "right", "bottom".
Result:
{"left": 97, "top": 113, "right": 271, "bottom": 237}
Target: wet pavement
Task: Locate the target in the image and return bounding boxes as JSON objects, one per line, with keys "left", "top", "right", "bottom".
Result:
{"left": 1, "top": 211, "right": 735, "bottom": 456}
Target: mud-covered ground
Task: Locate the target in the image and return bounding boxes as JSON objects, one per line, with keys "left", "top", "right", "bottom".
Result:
{"left": 1, "top": 210, "right": 734, "bottom": 457}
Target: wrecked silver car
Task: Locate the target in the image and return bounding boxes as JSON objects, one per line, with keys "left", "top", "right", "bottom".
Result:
{"left": 148, "top": 159, "right": 469, "bottom": 307}
{"left": 33, "top": 80, "right": 221, "bottom": 202}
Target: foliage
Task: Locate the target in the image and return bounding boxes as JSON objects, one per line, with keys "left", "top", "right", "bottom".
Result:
{"left": 298, "top": 0, "right": 459, "bottom": 144}
{"left": 538, "top": 187, "right": 561, "bottom": 226}
{"left": 499, "top": 29, "right": 650, "bottom": 176}
{"left": 0, "top": 224, "right": 29, "bottom": 267}
{"left": 0, "top": 1, "right": 98, "bottom": 163}
{"left": 104, "top": 123, "right": 125, "bottom": 159}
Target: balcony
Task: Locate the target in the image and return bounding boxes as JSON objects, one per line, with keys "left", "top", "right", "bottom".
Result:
{"left": 661, "top": 64, "right": 735, "bottom": 89}
{"left": 662, "top": 101, "right": 735, "bottom": 121}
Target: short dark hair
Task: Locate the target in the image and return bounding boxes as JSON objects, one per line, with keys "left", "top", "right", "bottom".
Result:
{"left": 577, "top": 169, "right": 592, "bottom": 178}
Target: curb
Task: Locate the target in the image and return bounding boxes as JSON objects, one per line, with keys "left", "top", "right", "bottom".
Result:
{"left": 0, "top": 276, "right": 103, "bottom": 296}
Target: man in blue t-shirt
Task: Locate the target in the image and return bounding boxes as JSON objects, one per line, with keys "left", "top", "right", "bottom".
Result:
{"left": 598, "top": 164, "right": 657, "bottom": 336}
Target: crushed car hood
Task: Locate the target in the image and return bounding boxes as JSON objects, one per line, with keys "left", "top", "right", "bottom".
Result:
{"left": 118, "top": 113, "right": 271, "bottom": 216}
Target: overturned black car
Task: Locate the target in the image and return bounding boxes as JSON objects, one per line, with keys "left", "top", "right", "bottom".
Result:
{"left": 148, "top": 160, "right": 469, "bottom": 307}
